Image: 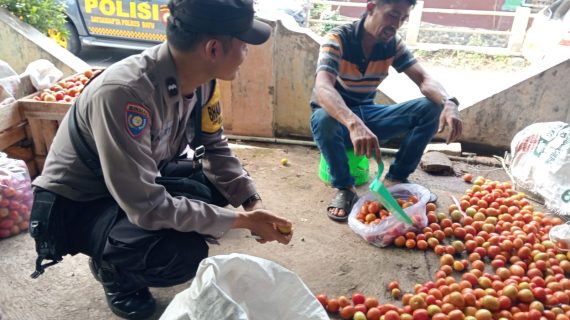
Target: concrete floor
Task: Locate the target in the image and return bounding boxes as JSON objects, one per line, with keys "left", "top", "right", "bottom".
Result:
{"left": 0, "top": 142, "right": 519, "bottom": 320}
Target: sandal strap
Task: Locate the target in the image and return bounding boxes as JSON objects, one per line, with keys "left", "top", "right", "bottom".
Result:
{"left": 327, "top": 189, "right": 357, "bottom": 211}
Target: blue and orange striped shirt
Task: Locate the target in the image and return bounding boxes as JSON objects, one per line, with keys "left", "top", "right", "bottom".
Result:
{"left": 311, "top": 17, "right": 417, "bottom": 107}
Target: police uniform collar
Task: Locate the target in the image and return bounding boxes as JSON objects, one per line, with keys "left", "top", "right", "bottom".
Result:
{"left": 156, "top": 43, "right": 181, "bottom": 103}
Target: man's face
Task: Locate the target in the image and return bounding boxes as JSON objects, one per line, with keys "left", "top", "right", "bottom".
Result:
{"left": 214, "top": 38, "right": 249, "bottom": 81}
{"left": 367, "top": 0, "right": 413, "bottom": 43}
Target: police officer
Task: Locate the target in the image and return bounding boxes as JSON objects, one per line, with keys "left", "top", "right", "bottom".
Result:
{"left": 29, "top": 0, "right": 293, "bottom": 319}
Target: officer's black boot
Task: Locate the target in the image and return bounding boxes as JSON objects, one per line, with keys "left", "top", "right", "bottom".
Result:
{"left": 89, "top": 258, "right": 156, "bottom": 320}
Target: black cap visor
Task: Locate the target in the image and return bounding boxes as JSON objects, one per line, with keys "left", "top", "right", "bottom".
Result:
{"left": 235, "top": 19, "right": 271, "bottom": 45}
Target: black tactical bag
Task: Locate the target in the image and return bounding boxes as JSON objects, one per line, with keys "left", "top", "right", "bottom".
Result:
{"left": 29, "top": 190, "right": 66, "bottom": 278}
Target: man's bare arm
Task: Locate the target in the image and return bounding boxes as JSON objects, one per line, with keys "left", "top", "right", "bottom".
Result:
{"left": 404, "top": 63, "right": 463, "bottom": 143}
{"left": 314, "top": 71, "right": 381, "bottom": 159}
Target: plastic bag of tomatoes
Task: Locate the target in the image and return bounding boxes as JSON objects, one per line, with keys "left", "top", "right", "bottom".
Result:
{"left": 0, "top": 152, "right": 33, "bottom": 239}
{"left": 348, "top": 183, "right": 430, "bottom": 247}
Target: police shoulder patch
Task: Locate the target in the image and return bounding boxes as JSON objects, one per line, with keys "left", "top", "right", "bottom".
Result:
{"left": 124, "top": 103, "right": 151, "bottom": 138}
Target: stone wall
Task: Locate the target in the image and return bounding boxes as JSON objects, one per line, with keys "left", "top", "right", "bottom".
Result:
{"left": 414, "top": 23, "right": 510, "bottom": 48}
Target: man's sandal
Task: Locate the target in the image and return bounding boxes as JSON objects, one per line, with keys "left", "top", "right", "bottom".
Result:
{"left": 326, "top": 189, "right": 358, "bottom": 222}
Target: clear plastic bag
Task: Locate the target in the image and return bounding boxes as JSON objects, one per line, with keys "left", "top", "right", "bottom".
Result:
{"left": 0, "top": 75, "right": 19, "bottom": 106}
{"left": 0, "top": 60, "right": 19, "bottom": 106}
{"left": 0, "top": 152, "right": 33, "bottom": 239}
{"left": 24, "top": 59, "right": 63, "bottom": 90}
{"left": 0, "top": 60, "right": 17, "bottom": 79}
{"left": 348, "top": 183, "right": 430, "bottom": 248}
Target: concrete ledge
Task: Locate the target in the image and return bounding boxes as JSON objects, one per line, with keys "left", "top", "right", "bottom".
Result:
{"left": 453, "top": 57, "right": 570, "bottom": 151}
{"left": 0, "top": 8, "right": 90, "bottom": 76}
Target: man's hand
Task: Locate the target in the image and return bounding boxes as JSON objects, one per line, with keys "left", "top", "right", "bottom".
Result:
{"left": 233, "top": 209, "right": 293, "bottom": 245}
{"left": 349, "top": 120, "right": 382, "bottom": 160}
{"left": 438, "top": 101, "right": 463, "bottom": 144}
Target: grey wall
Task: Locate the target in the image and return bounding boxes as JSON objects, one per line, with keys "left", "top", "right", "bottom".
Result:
{"left": 457, "top": 58, "right": 570, "bottom": 151}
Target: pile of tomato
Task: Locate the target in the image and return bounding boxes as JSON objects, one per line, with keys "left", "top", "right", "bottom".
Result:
{"left": 356, "top": 196, "right": 420, "bottom": 225}
{"left": 32, "top": 69, "right": 100, "bottom": 103}
{"left": 317, "top": 175, "right": 570, "bottom": 320}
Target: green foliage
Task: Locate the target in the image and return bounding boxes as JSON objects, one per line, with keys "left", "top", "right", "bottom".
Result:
{"left": 319, "top": 8, "right": 341, "bottom": 35}
{"left": 0, "top": 0, "right": 68, "bottom": 38}
{"left": 309, "top": 3, "right": 344, "bottom": 36}
{"left": 310, "top": 3, "right": 328, "bottom": 20}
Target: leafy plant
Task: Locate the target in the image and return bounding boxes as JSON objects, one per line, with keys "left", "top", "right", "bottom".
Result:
{"left": 310, "top": 3, "right": 328, "bottom": 20}
{"left": 319, "top": 8, "right": 342, "bottom": 35}
{"left": 0, "top": 0, "right": 68, "bottom": 38}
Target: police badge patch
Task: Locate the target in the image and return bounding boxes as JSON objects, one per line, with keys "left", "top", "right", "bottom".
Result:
{"left": 125, "top": 103, "right": 151, "bottom": 138}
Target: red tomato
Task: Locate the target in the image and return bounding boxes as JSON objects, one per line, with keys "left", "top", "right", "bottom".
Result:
{"left": 339, "top": 306, "right": 355, "bottom": 320}
{"left": 368, "top": 201, "right": 380, "bottom": 214}
{"left": 354, "top": 303, "right": 367, "bottom": 314}
{"left": 384, "top": 310, "right": 400, "bottom": 320}
{"left": 364, "top": 297, "right": 379, "bottom": 309}
{"left": 352, "top": 292, "right": 365, "bottom": 305}
{"left": 316, "top": 293, "right": 327, "bottom": 307}
{"left": 367, "top": 307, "right": 381, "bottom": 320}
{"left": 326, "top": 299, "right": 340, "bottom": 313}
{"left": 413, "top": 308, "right": 429, "bottom": 320}
{"left": 54, "top": 92, "right": 64, "bottom": 101}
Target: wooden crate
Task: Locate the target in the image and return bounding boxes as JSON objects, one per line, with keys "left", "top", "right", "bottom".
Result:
{"left": 13, "top": 67, "right": 103, "bottom": 173}
{"left": 0, "top": 100, "right": 37, "bottom": 176}
{"left": 18, "top": 95, "right": 71, "bottom": 171}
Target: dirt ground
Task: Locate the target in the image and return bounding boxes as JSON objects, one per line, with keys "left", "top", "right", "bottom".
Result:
{"left": 0, "top": 141, "right": 520, "bottom": 320}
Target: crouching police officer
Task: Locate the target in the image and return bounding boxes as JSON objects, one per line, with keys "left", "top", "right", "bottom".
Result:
{"left": 28, "top": 0, "right": 293, "bottom": 318}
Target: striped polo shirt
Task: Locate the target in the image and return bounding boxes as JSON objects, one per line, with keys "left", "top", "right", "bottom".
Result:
{"left": 311, "top": 17, "right": 417, "bottom": 108}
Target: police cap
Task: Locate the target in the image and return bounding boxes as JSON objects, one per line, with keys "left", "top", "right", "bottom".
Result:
{"left": 167, "top": 0, "right": 271, "bottom": 45}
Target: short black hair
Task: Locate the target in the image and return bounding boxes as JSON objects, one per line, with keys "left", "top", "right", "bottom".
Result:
{"left": 166, "top": 18, "right": 233, "bottom": 52}
{"left": 375, "top": 0, "right": 417, "bottom": 6}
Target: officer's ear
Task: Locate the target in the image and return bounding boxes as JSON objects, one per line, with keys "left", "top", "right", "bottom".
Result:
{"left": 366, "top": 1, "right": 376, "bottom": 14}
{"left": 204, "top": 39, "right": 220, "bottom": 61}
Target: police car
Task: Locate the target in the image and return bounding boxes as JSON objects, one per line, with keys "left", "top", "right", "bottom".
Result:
{"left": 56, "top": 0, "right": 306, "bottom": 55}
{"left": 55, "top": 0, "right": 169, "bottom": 55}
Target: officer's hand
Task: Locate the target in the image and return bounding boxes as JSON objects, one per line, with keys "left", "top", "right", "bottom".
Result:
{"left": 349, "top": 121, "right": 381, "bottom": 160}
{"left": 438, "top": 102, "right": 463, "bottom": 144}
{"left": 233, "top": 210, "right": 293, "bottom": 245}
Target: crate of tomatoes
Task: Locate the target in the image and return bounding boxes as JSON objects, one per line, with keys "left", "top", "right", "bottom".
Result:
{"left": 17, "top": 68, "right": 102, "bottom": 171}
{"left": 23, "top": 68, "right": 101, "bottom": 104}
{"left": 0, "top": 152, "right": 33, "bottom": 239}
{"left": 348, "top": 184, "right": 431, "bottom": 247}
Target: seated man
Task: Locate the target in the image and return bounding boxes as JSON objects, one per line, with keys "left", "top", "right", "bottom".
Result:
{"left": 28, "top": 0, "right": 292, "bottom": 319}
{"left": 310, "top": 0, "right": 463, "bottom": 222}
